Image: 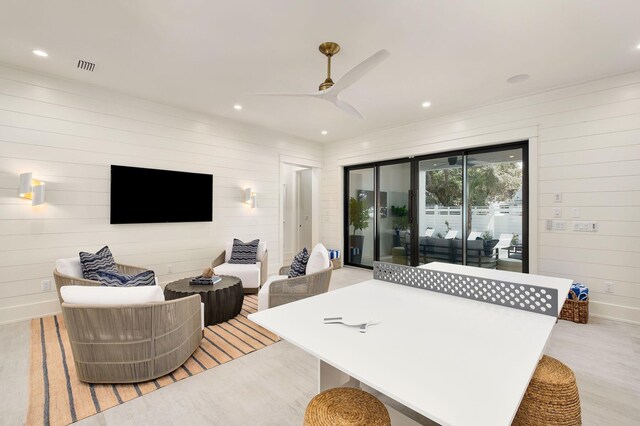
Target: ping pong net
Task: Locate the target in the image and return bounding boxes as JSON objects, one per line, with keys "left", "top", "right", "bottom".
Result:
{"left": 373, "top": 262, "right": 558, "bottom": 317}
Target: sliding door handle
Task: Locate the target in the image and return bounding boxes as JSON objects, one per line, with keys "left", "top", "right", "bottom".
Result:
{"left": 408, "top": 189, "right": 414, "bottom": 224}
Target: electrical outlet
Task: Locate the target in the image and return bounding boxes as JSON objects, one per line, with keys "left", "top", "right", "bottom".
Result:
{"left": 41, "top": 279, "right": 51, "bottom": 291}
{"left": 554, "top": 192, "right": 562, "bottom": 203}
{"left": 167, "top": 264, "right": 173, "bottom": 273}
{"left": 604, "top": 282, "right": 614, "bottom": 294}
{"left": 573, "top": 221, "right": 599, "bottom": 232}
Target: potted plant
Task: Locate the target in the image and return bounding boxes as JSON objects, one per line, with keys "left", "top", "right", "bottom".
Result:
{"left": 390, "top": 204, "right": 409, "bottom": 246}
{"left": 481, "top": 230, "right": 499, "bottom": 256}
{"left": 349, "top": 196, "right": 369, "bottom": 264}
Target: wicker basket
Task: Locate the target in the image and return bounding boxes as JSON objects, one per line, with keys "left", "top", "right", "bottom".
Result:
{"left": 559, "top": 290, "right": 589, "bottom": 324}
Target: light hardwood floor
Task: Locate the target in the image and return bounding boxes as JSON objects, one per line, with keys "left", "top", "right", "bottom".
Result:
{"left": 1, "top": 267, "right": 638, "bottom": 426}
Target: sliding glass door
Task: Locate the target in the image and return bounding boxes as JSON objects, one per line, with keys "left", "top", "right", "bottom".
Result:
{"left": 344, "top": 142, "right": 528, "bottom": 272}
{"left": 377, "top": 161, "right": 412, "bottom": 265}
{"left": 418, "top": 155, "right": 463, "bottom": 266}
{"left": 467, "top": 148, "right": 525, "bottom": 272}
{"left": 345, "top": 167, "right": 375, "bottom": 267}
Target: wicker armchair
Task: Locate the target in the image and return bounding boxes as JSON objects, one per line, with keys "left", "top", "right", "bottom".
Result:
{"left": 258, "top": 264, "right": 332, "bottom": 310}
{"left": 53, "top": 263, "right": 202, "bottom": 384}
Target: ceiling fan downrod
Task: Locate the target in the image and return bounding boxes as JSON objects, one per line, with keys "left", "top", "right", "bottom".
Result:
{"left": 318, "top": 42, "right": 340, "bottom": 91}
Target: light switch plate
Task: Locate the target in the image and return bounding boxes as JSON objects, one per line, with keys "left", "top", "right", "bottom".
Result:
{"left": 553, "top": 221, "right": 565, "bottom": 231}
{"left": 553, "top": 207, "right": 562, "bottom": 218}
{"left": 571, "top": 208, "right": 580, "bottom": 218}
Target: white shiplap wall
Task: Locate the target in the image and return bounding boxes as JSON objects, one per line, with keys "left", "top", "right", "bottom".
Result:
{"left": 322, "top": 70, "right": 640, "bottom": 324}
{"left": 0, "top": 64, "right": 322, "bottom": 324}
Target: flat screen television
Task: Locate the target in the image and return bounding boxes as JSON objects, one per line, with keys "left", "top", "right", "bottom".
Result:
{"left": 110, "top": 165, "right": 213, "bottom": 224}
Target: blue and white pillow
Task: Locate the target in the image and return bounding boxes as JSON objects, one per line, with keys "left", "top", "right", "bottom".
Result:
{"left": 97, "top": 270, "right": 156, "bottom": 287}
{"left": 568, "top": 283, "right": 589, "bottom": 301}
{"left": 288, "top": 248, "right": 309, "bottom": 278}
{"left": 79, "top": 246, "right": 118, "bottom": 281}
{"left": 228, "top": 238, "right": 260, "bottom": 264}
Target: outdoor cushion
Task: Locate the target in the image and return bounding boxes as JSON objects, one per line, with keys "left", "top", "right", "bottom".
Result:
{"left": 55, "top": 257, "right": 84, "bottom": 279}
{"left": 288, "top": 248, "right": 309, "bottom": 278}
{"left": 306, "top": 243, "right": 330, "bottom": 275}
{"left": 97, "top": 270, "right": 156, "bottom": 287}
{"left": 225, "top": 240, "right": 267, "bottom": 262}
{"left": 79, "top": 246, "right": 118, "bottom": 280}
{"left": 228, "top": 238, "right": 259, "bottom": 264}
{"left": 61, "top": 285, "right": 165, "bottom": 305}
{"left": 213, "top": 262, "right": 261, "bottom": 289}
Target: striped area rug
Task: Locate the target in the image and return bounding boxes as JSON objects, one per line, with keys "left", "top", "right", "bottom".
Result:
{"left": 27, "top": 294, "right": 279, "bottom": 426}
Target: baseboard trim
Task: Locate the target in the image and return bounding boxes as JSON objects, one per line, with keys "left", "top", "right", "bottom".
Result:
{"left": 589, "top": 300, "right": 640, "bottom": 325}
{"left": 0, "top": 299, "right": 61, "bottom": 325}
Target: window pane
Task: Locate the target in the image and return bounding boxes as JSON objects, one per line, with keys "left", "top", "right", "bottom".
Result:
{"left": 418, "top": 156, "right": 463, "bottom": 265}
{"left": 347, "top": 168, "right": 375, "bottom": 266}
{"left": 467, "top": 149, "right": 524, "bottom": 272}
{"left": 378, "top": 162, "right": 411, "bottom": 265}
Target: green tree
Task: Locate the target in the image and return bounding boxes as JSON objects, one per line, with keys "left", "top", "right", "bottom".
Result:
{"left": 349, "top": 196, "right": 369, "bottom": 234}
{"left": 425, "top": 163, "right": 522, "bottom": 234}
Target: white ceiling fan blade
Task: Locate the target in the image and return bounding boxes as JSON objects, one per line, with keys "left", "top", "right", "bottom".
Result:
{"left": 330, "top": 49, "right": 390, "bottom": 94}
{"left": 248, "top": 91, "right": 322, "bottom": 97}
{"left": 334, "top": 98, "right": 364, "bottom": 120}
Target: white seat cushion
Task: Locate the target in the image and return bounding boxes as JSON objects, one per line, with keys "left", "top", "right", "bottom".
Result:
{"left": 214, "top": 262, "right": 261, "bottom": 289}
{"left": 61, "top": 285, "right": 164, "bottom": 305}
{"left": 306, "top": 243, "right": 330, "bottom": 275}
{"left": 257, "top": 275, "right": 288, "bottom": 311}
{"left": 225, "top": 240, "right": 267, "bottom": 262}
{"left": 200, "top": 302, "right": 205, "bottom": 331}
{"left": 56, "top": 258, "right": 84, "bottom": 279}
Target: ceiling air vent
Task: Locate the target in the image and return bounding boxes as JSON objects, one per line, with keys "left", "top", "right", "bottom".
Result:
{"left": 77, "top": 60, "right": 95, "bottom": 72}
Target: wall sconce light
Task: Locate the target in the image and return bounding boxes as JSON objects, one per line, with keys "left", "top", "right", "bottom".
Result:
{"left": 18, "top": 172, "right": 46, "bottom": 206}
{"left": 244, "top": 187, "right": 256, "bottom": 208}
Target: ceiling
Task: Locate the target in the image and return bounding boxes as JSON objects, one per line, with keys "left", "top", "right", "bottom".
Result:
{"left": 1, "top": 0, "right": 639, "bottom": 142}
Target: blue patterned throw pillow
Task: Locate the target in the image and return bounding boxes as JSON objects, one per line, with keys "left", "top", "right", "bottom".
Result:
{"left": 97, "top": 270, "right": 156, "bottom": 287}
{"left": 79, "top": 246, "right": 118, "bottom": 281}
{"left": 228, "top": 238, "right": 260, "bottom": 264}
{"left": 288, "top": 248, "right": 309, "bottom": 278}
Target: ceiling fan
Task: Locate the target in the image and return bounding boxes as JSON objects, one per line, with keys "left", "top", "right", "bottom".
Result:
{"left": 250, "top": 42, "right": 390, "bottom": 120}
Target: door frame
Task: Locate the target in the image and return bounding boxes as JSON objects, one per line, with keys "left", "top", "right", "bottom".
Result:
{"left": 280, "top": 155, "right": 321, "bottom": 269}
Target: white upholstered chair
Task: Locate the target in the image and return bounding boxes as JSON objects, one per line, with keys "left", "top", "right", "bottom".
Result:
{"left": 211, "top": 241, "right": 268, "bottom": 294}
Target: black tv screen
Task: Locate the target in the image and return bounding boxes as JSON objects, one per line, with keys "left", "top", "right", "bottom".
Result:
{"left": 110, "top": 165, "right": 213, "bottom": 224}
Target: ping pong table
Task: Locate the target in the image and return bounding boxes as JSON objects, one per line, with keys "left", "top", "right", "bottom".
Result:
{"left": 249, "top": 262, "right": 572, "bottom": 426}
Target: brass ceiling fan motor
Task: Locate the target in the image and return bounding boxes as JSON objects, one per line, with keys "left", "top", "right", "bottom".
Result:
{"left": 318, "top": 42, "right": 341, "bottom": 91}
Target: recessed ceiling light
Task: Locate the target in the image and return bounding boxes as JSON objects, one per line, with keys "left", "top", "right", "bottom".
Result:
{"left": 321, "top": 130, "right": 328, "bottom": 135}
{"left": 507, "top": 74, "right": 530, "bottom": 84}
{"left": 636, "top": 43, "right": 640, "bottom": 50}
{"left": 421, "top": 101, "right": 432, "bottom": 108}
{"left": 233, "top": 104, "right": 242, "bottom": 110}
{"left": 32, "top": 49, "right": 48, "bottom": 57}
{"left": 509, "top": 155, "right": 515, "bottom": 158}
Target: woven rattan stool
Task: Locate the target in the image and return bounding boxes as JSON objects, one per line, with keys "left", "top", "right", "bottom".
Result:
{"left": 513, "top": 355, "right": 581, "bottom": 426}
{"left": 304, "top": 387, "right": 391, "bottom": 426}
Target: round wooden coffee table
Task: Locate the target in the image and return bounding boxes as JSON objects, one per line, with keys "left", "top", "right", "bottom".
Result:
{"left": 164, "top": 275, "right": 244, "bottom": 326}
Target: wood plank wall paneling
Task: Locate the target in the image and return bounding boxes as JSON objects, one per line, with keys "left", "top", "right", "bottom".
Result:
{"left": 0, "top": 64, "right": 322, "bottom": 324}
{"left": 321, "top": 70, "right": 640, "bottom": 324}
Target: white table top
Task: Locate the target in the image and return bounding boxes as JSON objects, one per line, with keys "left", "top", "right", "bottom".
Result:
{"left": 249, "top": 263, "right": 572, "bottom": 426}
